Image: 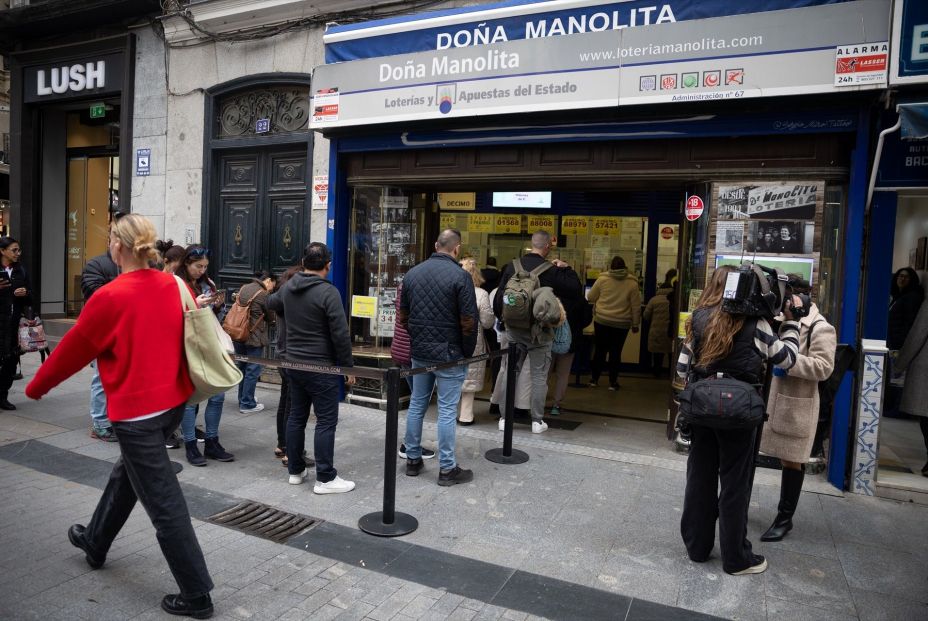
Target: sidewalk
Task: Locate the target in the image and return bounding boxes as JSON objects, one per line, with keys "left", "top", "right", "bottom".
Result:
{"left": 1, "top": 356, "right": 926, "bottom": 620}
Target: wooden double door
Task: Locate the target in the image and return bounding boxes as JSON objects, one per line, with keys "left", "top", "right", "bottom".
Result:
{"left": 210, "top": 147, "right": 309, "bottom": 292}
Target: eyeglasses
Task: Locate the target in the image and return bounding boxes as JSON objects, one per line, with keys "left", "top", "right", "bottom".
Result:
{"left": 189, "top": 248, "right": 210, "bottom": 258}
{"left": 6, "top": 248, "right": 21, "bottom": 254}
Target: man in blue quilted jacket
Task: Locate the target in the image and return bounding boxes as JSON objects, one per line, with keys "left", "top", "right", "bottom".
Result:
{"left": 399, "top": 229, "right": 478, "bottom": 486}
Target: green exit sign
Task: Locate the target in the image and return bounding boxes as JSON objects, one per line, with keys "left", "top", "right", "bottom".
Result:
{"left": 89, "top": 103, "right": 106, "bottom": 119}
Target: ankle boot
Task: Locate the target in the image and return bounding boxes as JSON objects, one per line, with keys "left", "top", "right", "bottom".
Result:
{"left": 761, "top": 466, "right": 805, "bottom": 542}
{"left": 203, "top": 437, "right": 234, "bottom": 462}
{"left": 185, "top": 440, "right": 207, "bottom": 467}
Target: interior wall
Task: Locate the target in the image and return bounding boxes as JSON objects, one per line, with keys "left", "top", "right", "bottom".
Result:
{"left": 893, "top": 195, "right": 928, "bottom": 285}
{"left": 40, "top": 110, "right": 66, "bottom": 316}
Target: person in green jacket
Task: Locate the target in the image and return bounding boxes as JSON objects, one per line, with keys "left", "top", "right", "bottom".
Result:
{"left": 588, "top": 256, "right": 641, "bottom": 390}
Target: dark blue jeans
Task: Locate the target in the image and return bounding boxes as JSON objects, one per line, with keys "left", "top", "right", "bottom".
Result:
{"left": 234, "top": 343, "right": 264, "bottom": 409}
{"left": 287, "top": 371, "right": 341, "bottom": 483}
{"left": 85, "top": 406, "right": 213, "bottom": 597}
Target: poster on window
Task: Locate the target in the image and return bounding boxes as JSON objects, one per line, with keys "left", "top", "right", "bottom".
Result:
{"left": 745, "top": 221, "right": 814, "bottom": 255}
{"left": 715, "top": 222, "right": 745, "bottom": 254}
{"left": 716, "top": 183, "right": 818, "bottom": 221}
{"left": 369, "top": 287, "right": 397, "bottom": 338}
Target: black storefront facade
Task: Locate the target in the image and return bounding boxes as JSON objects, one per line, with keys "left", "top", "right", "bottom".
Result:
{"left": 310, "top": 0, "right": 891, "bottom": 491}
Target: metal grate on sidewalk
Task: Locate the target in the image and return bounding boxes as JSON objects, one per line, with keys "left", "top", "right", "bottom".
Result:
{"left": 207, "top": 501, "right": 321, "bottom": 543}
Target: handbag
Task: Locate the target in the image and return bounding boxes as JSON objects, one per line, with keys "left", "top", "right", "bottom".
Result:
{"left": 551, "top": 320, "right": 572, "bottom": 355}
{"left": 677, "top": 373, "right": 766, "bottom": 430}
{"left": 175, "top": 276, "right": 242, "bottom": 405}
{"left": 18, "top": 313, "right": 47, "bottom": 353}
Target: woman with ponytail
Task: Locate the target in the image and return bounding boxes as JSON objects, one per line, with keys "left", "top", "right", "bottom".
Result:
{"left": 676, "top": 265, "right": 802, "bottom": 576}
{"left": 26, "top": 214, "right": 215, "bottom": 618}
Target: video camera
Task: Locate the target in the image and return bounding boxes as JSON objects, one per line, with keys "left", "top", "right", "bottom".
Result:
{"left": 720, "top": 262, "right": 809, "bottom": 319}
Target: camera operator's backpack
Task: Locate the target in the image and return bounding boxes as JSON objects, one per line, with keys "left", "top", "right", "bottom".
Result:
{"left": 502, "top": 258, "right": 551, "bottom": 330}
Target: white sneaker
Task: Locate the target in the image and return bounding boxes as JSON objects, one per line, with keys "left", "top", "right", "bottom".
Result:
{"left": 498, "top": 418, "right": 506, "bottom": 431}
{"left": 288, "top": 469, "right": 307, "bottom": 485}
{"left": 532, "top": 421, "right": 548, "bottom": 434}
{"left": 240, "top": 403, "right": 265, "bottom": 413}
{"left": 314, "top": 476, "right": 356, "bottom": 495}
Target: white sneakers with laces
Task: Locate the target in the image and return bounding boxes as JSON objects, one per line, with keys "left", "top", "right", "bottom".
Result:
{"left": 313, "top": 476, "right": 356, "bottom": 495}
{"left": 240, "top": 403, "right": 265, "bottom": 414}
{"left": 288, "top": 469, "right": 308, "bottom": 485}
{"left": 532, "top": 421, "right": 548, "bottom": 434}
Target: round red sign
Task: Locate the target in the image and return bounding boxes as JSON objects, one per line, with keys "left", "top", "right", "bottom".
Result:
{"left": 660, "top": 226, "right": 674, "bottom": 240}
{"left": 685, "top": 195, "right": 704, "bottom": 221}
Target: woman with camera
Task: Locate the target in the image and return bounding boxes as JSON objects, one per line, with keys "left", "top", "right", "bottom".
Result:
{"left": 677, "top": 265, "right": 802, "bottom": 575}
{"left": 759, "top": 276, "right": 836, "bottom": 542}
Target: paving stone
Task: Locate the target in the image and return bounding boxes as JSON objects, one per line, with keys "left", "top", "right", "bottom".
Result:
{"left": 766, "top": 595, "right": 858, "bottom": 621}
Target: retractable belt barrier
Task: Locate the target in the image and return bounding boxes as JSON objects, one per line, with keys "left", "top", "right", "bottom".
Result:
{"left": 233, "top": 341, "right": 541, "bottom": 537}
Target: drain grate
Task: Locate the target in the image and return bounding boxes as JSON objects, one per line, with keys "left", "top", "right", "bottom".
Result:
{"left": 208, "top": 502, "right": 321, "bottom": 543}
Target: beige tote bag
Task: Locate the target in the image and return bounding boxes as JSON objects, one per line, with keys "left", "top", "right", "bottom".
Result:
{"left": 175, "top": 276, "right": 243, "bottom": 405}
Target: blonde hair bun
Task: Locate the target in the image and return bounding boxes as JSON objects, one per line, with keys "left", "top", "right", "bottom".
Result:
{"left": 112, "top": 214, "right": 161, "bottom": 264}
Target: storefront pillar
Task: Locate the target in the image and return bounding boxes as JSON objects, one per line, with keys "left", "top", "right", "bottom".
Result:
{"left": 863, "top": 192, "right": 898, "bottom": 340}
{"left": 828, "top": 109, "right": 872, "bottom": 490}
{"left": 327, "top": 137, "right": 349, "bottom": 306}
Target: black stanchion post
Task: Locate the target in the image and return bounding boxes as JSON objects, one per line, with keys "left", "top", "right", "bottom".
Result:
{"left": 359, "top": 367, "right": 418, "bottom": 537}
{"left": 486, "top": 342, "right": 529, "bottom": 465}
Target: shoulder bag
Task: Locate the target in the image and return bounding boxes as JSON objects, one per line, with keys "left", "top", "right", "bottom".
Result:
{"left": 175, "top": 276, "right": 242, "bottom": 405}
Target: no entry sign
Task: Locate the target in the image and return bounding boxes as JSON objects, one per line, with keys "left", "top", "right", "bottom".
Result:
{"left": 685, "top": 195, "right": 704, "bottom": 221}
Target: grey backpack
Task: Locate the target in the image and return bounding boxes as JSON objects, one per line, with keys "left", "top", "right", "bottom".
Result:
{"left": 502, "top": 259, "right": 552, "bottom": 330}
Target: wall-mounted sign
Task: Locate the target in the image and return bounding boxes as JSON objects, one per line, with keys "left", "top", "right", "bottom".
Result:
{"left": 494, "top": 214, "right": 522, "bottom": 234}
{"left": 312, "top": 175, "right": 329, "bottom": 209}
{"left": 685, "top": 196, "right": 704, "bottom": 221}
{"left": 468, "top": 213, "right": 494, "bottom": 232}
{"left": 834, "top": 42, "right": 889, "bottom": 86}
{"left": 561, "top": 216, "right": 590, "bottom": 235}
{"left": 311, "top": 1, "right": 889, "bottom": 130}
{"left": 255, "top": 118, "right": 270, "bottom": 133}
{"left": 89, "top": 102, "right": 106, "bottom": 119}
{"left": 23, "top": 52, "right": 125, "bottom": 103}
{"left": 136, "top": 148, "right": 151, "bottom": 177}
{"left": 437, "top": 192, "right": 476, "bottom": 211}
{"left": 891, "top": 0, "right": 928, "bottom": 84}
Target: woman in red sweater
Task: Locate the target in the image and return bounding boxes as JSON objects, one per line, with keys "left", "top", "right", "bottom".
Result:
{"left": 26, "top": 214, "right": 215, "bottom": 619}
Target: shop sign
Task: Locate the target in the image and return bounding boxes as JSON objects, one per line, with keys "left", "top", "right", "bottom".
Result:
{"left": 23, "top": 52, "right": 125, "bottom": 103}
{"left": 324, "top": 0, "right": 845, "bottom": 62}
{"left": 891, "top": 0, "right": 928, "bottom": 84}
{"left": 437, "top": 192, "right": 476, "bottom": 210}
{"left": 311, "top": 1, "right": 888, "bottom": 129}
{"left": 468, "top": 213, "right": 495, "bottom": 232}
{"left": 527, "top": 214, "right": 558, "bottom": 232}
{"left": 746, "top": 184, "right": 817, "bottom": 216}
{"left": 439, "top": 212, "right": 461, "bottom": 229}
{"left": 685, "top": 196, "right": 704, "bottom": 221}
{"left": 136, "top": 148, "right": 151, "bottom": 177}
{"left": 591, "top": 217, "right": 621, "bottom": 236}
{"left": 875, "top": 127, "right": 928, "bottom": 187}
{"left": 351, "top": 295, "right": 378, "bottom": 319}
{"left": 494, "top": 214, "right": 522, "bottom": 233}
{"left": 561, "top": 216, "right": 590, "bottom": 235}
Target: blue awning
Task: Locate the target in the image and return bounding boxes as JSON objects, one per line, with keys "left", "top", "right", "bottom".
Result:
{"left": 899, "top": 103, "right": 928, "bottom": 140}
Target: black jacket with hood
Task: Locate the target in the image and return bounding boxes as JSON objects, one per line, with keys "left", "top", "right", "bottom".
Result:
{"left": 266, "top": 272, "right": 354, "bottom": 367}
{"left": 80, "top": 252, "right": 119, "bottom": 302}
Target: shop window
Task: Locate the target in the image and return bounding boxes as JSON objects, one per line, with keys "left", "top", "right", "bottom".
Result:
{"left": 216, "top": 86, "right": 310, "bottom": 138}
{"left": 818, "top": 184, "right": 847, "bottom": 326}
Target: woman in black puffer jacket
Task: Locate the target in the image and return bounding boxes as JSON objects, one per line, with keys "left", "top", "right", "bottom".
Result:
{"left": 0, "top": 236, "right": 32, "bottom": 410}
{"left": 887, "top": 268, "right": 923, "bottom": 351}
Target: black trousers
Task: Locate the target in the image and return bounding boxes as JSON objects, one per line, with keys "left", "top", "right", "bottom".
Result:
{"left": 681, "top": 425, "right": 758, "bottom": 574}
{"left": 591, "top": 323, "right": 629, "bottom": 385}
{"left": 287, "top": 371, "right": 340, "bottom": 482}
{"left": 920, "top": 417, "right": 928, "bottom": 454}
{"left": 484, "top": 327, "right": 501, "bottom": 391}
{"left": 85, "top": 406, "right": 213, "bottom": 597}
{"left": 0, "top": 351, "right": 19, "bottom": 398}
{"left": 276, "top": 368, "right": 291, "bottom": 450}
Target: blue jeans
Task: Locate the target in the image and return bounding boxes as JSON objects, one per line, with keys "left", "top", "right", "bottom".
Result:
{"left": 234, "top": 343, "right": 264, "bottom": 409}
{"left": 181, "top": 392, "right": 225, "bottom": 442}
{"left": 89, "top": 360, "right": 109, "bottom": 429}
{"left": 405, "top": 359, "right": 465, "bottom": 470}
{"left": 287, "top": 371, "right": 341, "bottom": 483}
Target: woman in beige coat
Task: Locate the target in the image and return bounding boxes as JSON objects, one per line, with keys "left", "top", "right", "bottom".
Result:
{"left": 458, "top": 258, "right": 496, "bottom": 425}
{"left": 759, "top": 277, "right": 836, "bottom": 542}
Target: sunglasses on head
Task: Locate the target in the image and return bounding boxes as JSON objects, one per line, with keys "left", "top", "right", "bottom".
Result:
{"left": 189, "top": 248, "right": 210, "bottom": 258}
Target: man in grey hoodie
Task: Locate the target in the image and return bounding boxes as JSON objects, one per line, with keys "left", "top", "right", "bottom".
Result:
{"left": 267, "top": 243, "right": 356, "bottom": 495}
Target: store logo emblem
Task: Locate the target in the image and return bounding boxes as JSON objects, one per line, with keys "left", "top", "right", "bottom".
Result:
{"left": 725, "top": 69, "right": 744, "bottom": 85}
{"left": 703, "top": 70, "right": 721, "bottom": 87}
{"left": 436, "top": 83, "right": 456, "bottom": 114}
{"left": 682, "top": 72, "right": 699, "bottom": 88}
{"left": 660, "top": 74, "right": 677, "bottom": 90}
{"left": 639, "top": 75, "right": 656, "bottom": 91}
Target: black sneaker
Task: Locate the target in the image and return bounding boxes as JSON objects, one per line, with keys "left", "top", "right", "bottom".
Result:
{"left": 165, "top": 430, "right": 181, "bottom": 449}
{"left": 68, "top": 524, "right": 105, "bottom": 569}
{"left": 729, "top": 554, "right": 768, "bottom": 576}
{"left": 438, "top": 466, "right": 474, "bottom": 487}
{"left": 406, "top": 458, "right": 424, "bottom": 477}
{"left": 398, "top": 444, "right": 435, "bottom": 459}
{"left": 161, "top": 593, "right": 214, "bottom": 619}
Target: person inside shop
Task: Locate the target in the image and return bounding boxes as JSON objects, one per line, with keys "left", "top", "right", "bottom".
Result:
{"left": 643, "top": 269, "right": 676, "bottom": 378}
{"left": 481, "top": 257, "right": 501, "bottom": 294}
{"left": 677, "top": 265, "right": 802, "bottom": 576}
{"left": 886, "top": 267, "right": 923, "bottom": 417}
{"left": 587, "top": 256, "right": 641, "bottom": 390}
{"left": 758, "top": 276, "right": 836, "bottom": 542}
{"left": 480, "top": 257, "right": 502, "bottom": 390}
{"left": 892, "top": 289, "right": 928, "bottom": 477}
